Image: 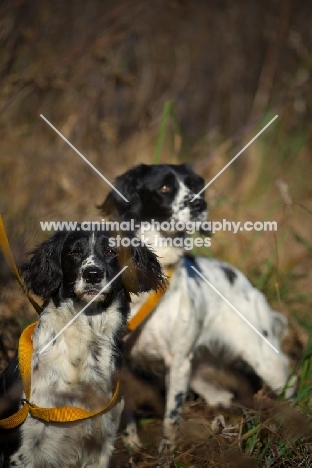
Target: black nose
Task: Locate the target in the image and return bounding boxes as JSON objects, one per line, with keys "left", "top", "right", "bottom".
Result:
{"left": 191, "top": 197, "right": 206, "bottom": 212}
{"left": 82, "top": 266, "right": 104, "bottom": 284}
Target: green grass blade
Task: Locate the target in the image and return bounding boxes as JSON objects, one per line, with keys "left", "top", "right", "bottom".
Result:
{"left": 291, "top": 229, "right": 312, "bottom": 255}
{"left": 153, "top": 100, "right": 180, "bottom": 164}
{"left": 255, "top": 230, "right": 288, "bottom": 290}
{"left": 294, "top": 331, "right": 312, "bottom": 408}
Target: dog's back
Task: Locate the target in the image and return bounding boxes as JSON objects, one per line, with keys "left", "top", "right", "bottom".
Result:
{"left": 127, "top": 255, "right": 289, "bottom": 393}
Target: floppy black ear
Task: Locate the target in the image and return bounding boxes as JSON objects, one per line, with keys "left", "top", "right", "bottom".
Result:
{"left": 21, "top": 231, "right": 67, "bottom": 299}
{"left": 97, "top": 164, "right": 150, "bottom": 221}
{"left": 119, "top": 241, "right": 167, "bottom": 295}
{"left": 194, "top": 173, "right": 205, "bottom": 191}
{"left": 178, "top": 164, "right": 205, "bottom": 189}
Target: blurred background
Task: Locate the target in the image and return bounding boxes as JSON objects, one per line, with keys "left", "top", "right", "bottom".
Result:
{"left": 0, "top": 1, "right": 311, "bottom": 465}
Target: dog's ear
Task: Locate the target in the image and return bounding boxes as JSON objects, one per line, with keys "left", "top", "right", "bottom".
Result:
{"left": 97, "top": 164, "right": 150, "bottom": 221}
{"left": 21, "top": 231, "right": 67, "bottom": 299}
{"left": 194, "top": 173, "right": 205, "bottom": 192}
{"left": 179, "top": 163, "right": 205, "bottom": 191}
{"left": 119, "top": 240, "right": 167, "bottom": 295}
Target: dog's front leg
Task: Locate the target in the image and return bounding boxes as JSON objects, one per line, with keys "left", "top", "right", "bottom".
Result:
{"left": 9, "top": 448, "right": 33, "bottom": 467}
{"left": 159, "top": 355, "right": 192, "bottom": 454}
{"left": 158, "top": 289, "right": 199, "bottom": 455}
{"left": 121, "top": 406, "right": 142, "bottom": 450}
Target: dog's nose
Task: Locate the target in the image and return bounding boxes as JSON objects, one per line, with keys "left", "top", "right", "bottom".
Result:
{"left": 191, "top": 197, "right": 206, "bottom": 212}
{"left": 82, "top": 267, "right": 104, "bottom": 284}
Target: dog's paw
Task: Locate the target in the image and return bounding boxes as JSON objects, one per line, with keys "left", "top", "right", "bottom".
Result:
{"left": 156, "top": 439, "right": 175, "bottom": 468}
{"left": 191, "top": 377, "right": 234, "bottom": 407}
{"left": 206, "top": 389, "right": 234, "bottom": 407}
{"left": 158, "top": 436, "right": 175, "bottom": 454}
{"left": 122, "top": 428, "right": 142, "bottom": 451}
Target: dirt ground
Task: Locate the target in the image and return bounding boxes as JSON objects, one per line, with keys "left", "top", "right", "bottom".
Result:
{"left": 0, "top": 280, "right": 309, "bottom": 468}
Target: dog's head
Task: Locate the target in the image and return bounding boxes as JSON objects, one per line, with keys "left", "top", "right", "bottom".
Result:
{"left": 21, "top": 229, "right": 166, "bottom": 303}
{"left": 98, "top": 164, "right": 207, "bottom": 224}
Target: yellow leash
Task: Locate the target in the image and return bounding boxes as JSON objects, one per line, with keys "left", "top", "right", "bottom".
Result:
{"left": 0, "top": 322, "right": 120, "bottom": 429}
{"left": 127, "top": 267, "right": 173, "bottom": 331}
{"left": 0, "top": 215, "right": 42, "bottom": 314}
{"left": 0, "top": 215, "right": 119, "bottom": 429}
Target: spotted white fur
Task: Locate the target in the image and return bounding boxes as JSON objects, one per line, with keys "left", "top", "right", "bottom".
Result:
{"left": 9, "top": 299, "right": 124, "bottom": 468}
{"left": 126, "top": 252, "right": 289, "bottom": 450}
{"left": 171, "top": 181, "right": 208, "bottom": 224}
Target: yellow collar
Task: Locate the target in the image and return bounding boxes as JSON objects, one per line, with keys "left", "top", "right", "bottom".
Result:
{"left": 0, "top": 322, "right": 120, "bottom": 429}
{"left": 127, "top": 266, "right": 173, "bottom": 331}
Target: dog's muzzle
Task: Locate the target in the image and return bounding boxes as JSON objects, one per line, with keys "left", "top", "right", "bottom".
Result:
{"left": 82, "top": 266, "right": 104, "bottom": 284}
{"left": 186, "top": 196, "right": 207, "bottom": 221}
{"left": 190, "top": 197, "right": 206, "bottom": 213}
{"left": 77, "top": 266, "right": 107, "bottom": 301}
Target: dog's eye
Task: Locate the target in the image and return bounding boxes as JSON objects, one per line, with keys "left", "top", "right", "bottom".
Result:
{"left": 68, "top": 250, "right": 82, "bottom": 258}
{"left": 105, "top": 249, "right": 117, "bottom": 257}
{"left": 160, "top": 185, "right": 171, "bottom": 193}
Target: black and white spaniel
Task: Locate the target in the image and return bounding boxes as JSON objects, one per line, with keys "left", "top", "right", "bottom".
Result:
{"left": 0, "top": 228, "right": 165, "bottom": 467}
{"left": 99, "top": 164, "right": 290, "bottom": 452}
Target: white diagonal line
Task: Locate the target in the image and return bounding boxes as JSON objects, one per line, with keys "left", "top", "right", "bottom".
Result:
{"left": 40, "top": 114, "right": 129, "bottom": 203}
{"left": 191, "top": 115, "right": 278, "bottom": 201}
{"left": 190, "top": 266, "right": 279, "bottom": 353}
{"left": 39, "top": 266, "right": 128, "bottom": 354}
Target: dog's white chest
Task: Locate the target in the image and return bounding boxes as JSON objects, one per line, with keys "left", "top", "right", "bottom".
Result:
{"left": 128, "top": 279, "right": 200, "bottom": 373}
